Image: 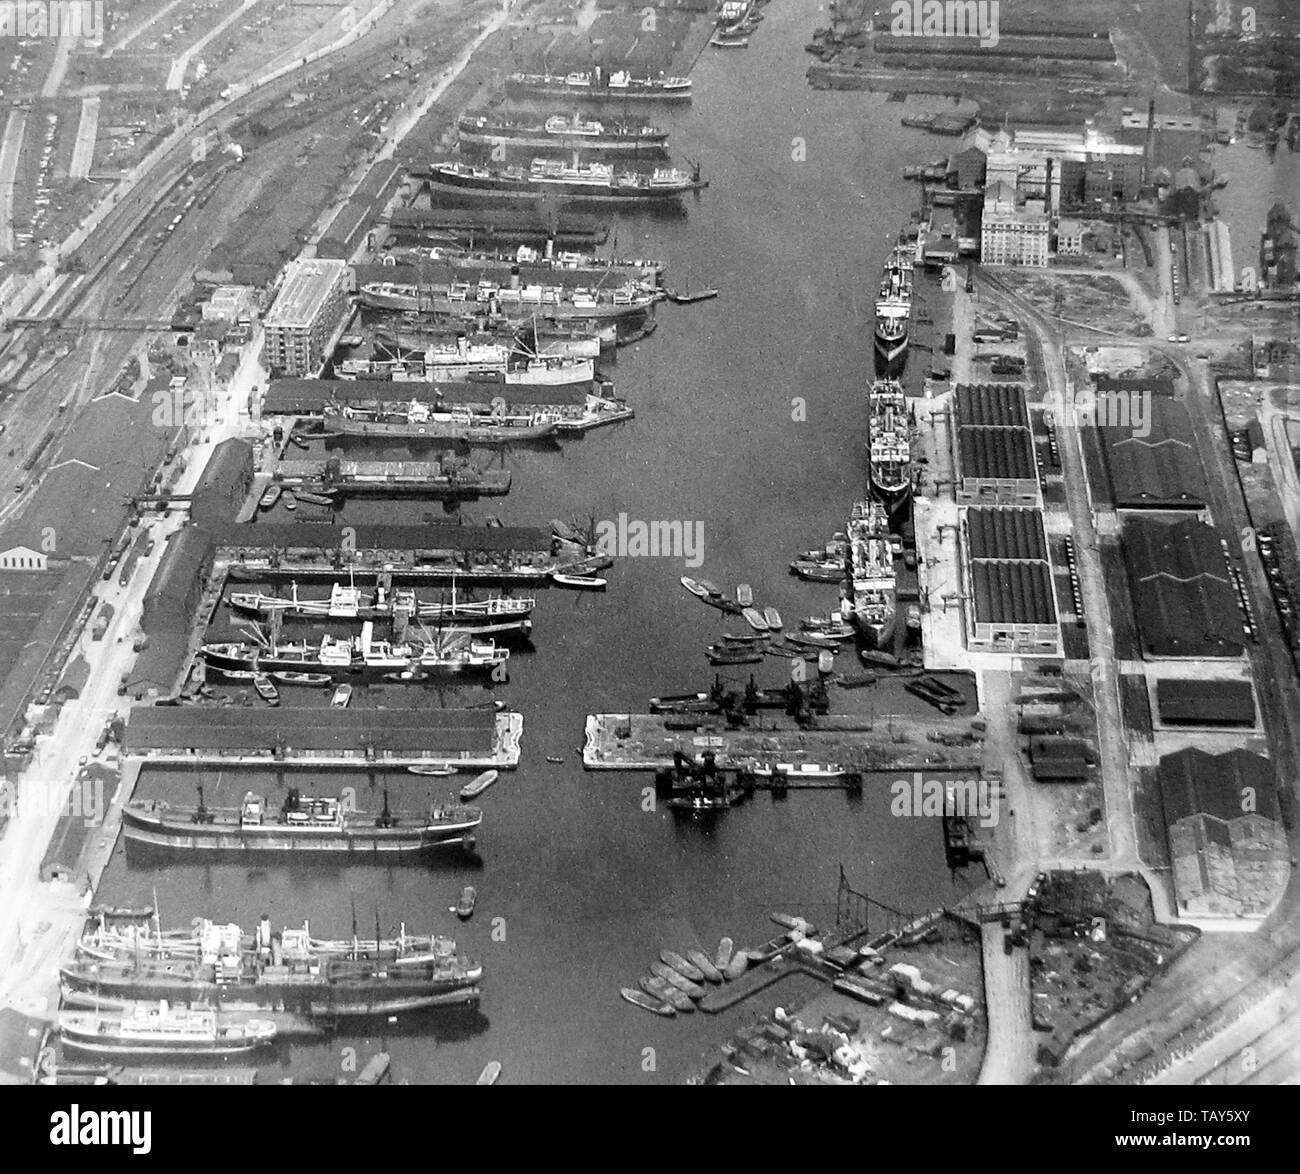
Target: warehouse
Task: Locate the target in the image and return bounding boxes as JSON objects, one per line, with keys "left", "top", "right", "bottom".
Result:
{"left": 1123, "top": 517, "right": 1245, "bottom": 659}
{"left": 126, "top": 706, "right": 522, "bottom": 768}
{"left": 963, "top": 507, "right": 1059, "bottom": 652}
{"left": 953, "top": 384, "right": 1038, "bottom": 505}
{"left": 1157, "top": 748, "right": 1288, "bottom": 920}
{"left": 1155, "top": 678, "right": 1257, "bottom": 728}
{"left": 1098, "top": 396, "right": 1209, "bottom": 511}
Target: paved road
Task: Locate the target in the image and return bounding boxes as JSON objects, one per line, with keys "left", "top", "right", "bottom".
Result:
{"left": 977, "top": 920, "right": 1035, "bottom": 1084}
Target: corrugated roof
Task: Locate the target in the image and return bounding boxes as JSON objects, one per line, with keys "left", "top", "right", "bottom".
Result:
{"left": 1100, "top": 397, "right": 1209, "bottom": 509}
{"left": 1156, "top": 678, "right": 1256, "bottom": 726}
{"left": 958, "top": 426, "right": 1036, "bottom": 480}
{"left": 1158, "top": 747, "right": 1277, "bottom": 824}
{"left": 971, "top": 560, "right": 1057, "bottom": 624}
{"left": 1124, "top": 517, "right": 1243, "bottom": 658}
{"left": 127, "top": 706, "right": 497, "bottom": 753}
{"left": 967, "top": 507, "right": 1047, "bottom": 560}
{"left": 955, "top": 383, "right": 1029, "bottom": 428}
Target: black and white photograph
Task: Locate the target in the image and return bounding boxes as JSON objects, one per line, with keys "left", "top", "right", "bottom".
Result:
{"left": 0, "top": 0, "right": 1295, "bottom": 1135}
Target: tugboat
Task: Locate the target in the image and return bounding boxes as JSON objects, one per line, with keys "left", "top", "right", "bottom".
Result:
{"left": 455, "top": 886, "right": 477, "bottom": 920}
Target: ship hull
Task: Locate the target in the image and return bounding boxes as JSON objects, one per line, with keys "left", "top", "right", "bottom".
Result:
{"left": 457, "top": 126, "right": 668, "bottom": 154}
{"left": 319, "top": 416, "right": 560, "bottom": 444}
{"left": 504, "top": 78, "right": 691, "bottom": 102}
{"left": 425, "top": 169, "right": 704, "bottom": 203}
{"left": 200, "top": 647, "right": 503, "bottom": 677}
{"left": 874, "top": 330, "right": 908, "bottom": 371}
{"left": 360, "top": 288, "right": 655, "bottom": 321}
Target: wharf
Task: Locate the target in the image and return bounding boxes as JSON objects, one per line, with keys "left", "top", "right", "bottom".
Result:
{"left": 269, "top": 460, "right": 511, "bottom": 499}
{"left": 698, "top": 957, "right": 825, "bottom": 1015}
{"left": 583, "top": 714, "right": 983, "bottom": 775}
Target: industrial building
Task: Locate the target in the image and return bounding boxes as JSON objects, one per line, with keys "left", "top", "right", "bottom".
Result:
{"left": 1155, "top": 678, "right": 1257, "bottom": 728}
{"left": 962, "top": 507, "right": 1059, "bottom": 653}
{"left": 1157, "top": 748, "right": 1288, "bottom": 920}
{"left": 1123, "top": 517, "right": 1245, "bottom": 660}
{"left": 953, "top": 385, "right": 1039, "bottom": 505}
{"left": 1097, "top": 395, "right": 1210, "bottom": 512}
{"left": 125, "top": 706, "right": 523, "bottom": 768}
{"left": 262, "top": 256, "right": 350, "bottom": 377}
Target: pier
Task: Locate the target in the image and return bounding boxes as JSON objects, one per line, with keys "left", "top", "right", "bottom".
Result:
{"left": 583, "top": 714, "right": 984, "bottom": 776}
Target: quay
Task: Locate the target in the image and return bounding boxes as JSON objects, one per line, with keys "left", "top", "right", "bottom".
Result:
{"left": 583, "top": 714, "right": 983, "bottom": 775}
{"left": 125, "top": 707, "right": 524, "bottom": 770}
{"left": 267, "top": 458, "right": 512, "bottom": 499}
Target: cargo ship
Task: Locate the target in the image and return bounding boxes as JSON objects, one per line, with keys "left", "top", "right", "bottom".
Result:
{"left": 424, "top": 158, "right": 706, "bottom": 203}
{"left": 336, "top": 348, "right": 594, "bottom": 387}
{"left": 62, "top": 920, "right": 482, "bottom": 1016}
{"left": 200, "top": 622, "right": 509, "bottom": 677}
{"left": 59, "top": 1004, "right": 278, "bottom": 1057}
{"left": 122, "top": 788, "right": 482, "bottom": 855}
{"left": 320, "top": 400, "right": 561, "bottom": 444}
{"left": 391, "top": 243, "right": 664, "bottom": 284}
{"left": 457, "top": 111, "right": 669, "bottom": 154}
{"left": 372, "top": 322, "right": 607, "bottom": 360}
{"left": 845, "top": 499, "right": 896, "bottom": 649}
{"left": 230, "top": 581, "right": 535, "bottom": 626}
{"left": 868, "top": 378, "right": 911, "bottom": 514}
{"left": 359, "top": 279, "right": 657, "bottom": 321}
{"left": 874, "top": 241, "right": 913, "bottom": 372}
{"left": 504, "top": 69, "right": 691, "bottom": 102}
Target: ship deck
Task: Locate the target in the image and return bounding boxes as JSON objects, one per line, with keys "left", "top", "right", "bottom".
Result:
{"left": 582, "top": 714, "right": 982, "bottom": 777}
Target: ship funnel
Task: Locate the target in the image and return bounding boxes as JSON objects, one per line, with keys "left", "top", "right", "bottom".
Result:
{"left": 361, "top": 620, "right": 374, "bottom": 655}
{"left": 510, "top": 265, "right": 520, "bottom": 290}
{"left": 545, "top": 237, "right": 554, "bottom": 260}
{"left": 258, "top": 914, "right": 271, "bottom": 950}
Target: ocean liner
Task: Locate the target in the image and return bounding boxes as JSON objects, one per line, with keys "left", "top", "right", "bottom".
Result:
{"left": 874, "top": 241, "right": 914, "bottom": 372}
{"left": 425, "top": 158, "right": 705, "bottom": 203}
{"left": 504, "top": 69, "right": 691, "bottom": 102}
{"left": 844, "top": 499, "right": 897, "bottom": 649}
{"left": 457, "top": 111, "right": 669, "bottom": 154}
{"left": 867, "top": 377, "right": 911, "bottom": 514}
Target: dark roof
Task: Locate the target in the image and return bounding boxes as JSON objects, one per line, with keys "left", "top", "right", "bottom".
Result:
{"left": 206, "top": 521, "right": 551, "bottom": 553}
{"left": 0, "top": 1008, "right": 47, "bottom": 1083}
{"left": 1095, "top": 374, "right": 1178, "bottom": 400}
{"left": 191, "top": 439, "right": 254, "bottom": 528}
{"left": 1031, "top": 760, "right": 1089, "bottom": 780}
{"left": 955, "top": 384, "right": 1029, "bottom": 428}
{"left": 264, "top": 377, "right": 589, "bottom": 415}
{"left": 1158, "top": 747, "right": 1278, "bottom": 824}
{"left": 127, "top": 706, "right": 498, "bottom": 753}
{"left": 144, "top": 528, "right": 214, "bottom": 615}
{"left": 958, "top": 427, "right": 1036, "bottom": 481}
{"left": 1099, "top": 398, "right": 1209, "bottom": 510}
{"left": 971, "top": 560, "right": 1057, "bottom": 625}
{"left": 1156, "top": 678, "right": 1256, "bottom": 726}
{"left": 1124, "top": 517, "right": 1243, "bottom": 658}
{"left": 967, "top": 507, "right": 1047, "bottom": 560}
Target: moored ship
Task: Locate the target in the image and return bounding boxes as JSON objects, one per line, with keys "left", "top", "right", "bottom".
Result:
{"left": 122, "top": 788, "right": 482, "bottom": 855}
{"left": 425, "top": 158, "right": 706, "bottom": 203}
{"left": 360, "top": 278, "right": 657, "bottom": 322}
{"left": 845, "top": 499, "right": 897, "bottom": 649}
{"left": 62, "top": 920, "right": 483, "bottom": 1017}
{"left": 868, "top": 377, "right": 911, "bottom": 515}
{"left": 874, "top": 242, "right": 914, "bottom": 372}
{"left": 320, "top": 401, "right": 561, "bottom": 444}
{"left": 457, "top": 111, "right": 669, "bottom": 154}
{"left": 230, "top": 581, "right": 535, "bottom": 625}
{"left": 339, "top": 338, "right": 593, "bottom": 386}
{"left": 504, "top": 69, "right": 692, "bottom": 102}
{"left": 58, "top": 1004, "right": 278, "bottom": 1057}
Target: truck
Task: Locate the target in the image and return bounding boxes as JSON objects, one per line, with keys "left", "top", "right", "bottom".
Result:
{"left": 91, "top": 602, "right": 114, "bottom": 641}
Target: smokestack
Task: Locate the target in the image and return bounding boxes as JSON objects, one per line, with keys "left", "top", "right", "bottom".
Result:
{"left": 1145, "top": 98, "right": 1157, "bottom": 182}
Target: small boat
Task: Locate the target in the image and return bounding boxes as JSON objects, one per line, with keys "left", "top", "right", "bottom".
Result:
{"left": 709, "top": 32, "right": 749, "bottom": 47}
{"left": 553, "top": 573, "right": 607, "bottom": 590}
{"left": 640, "top": 976, "right": 693, "bottom": 1013}
{"left": 763, "top": 607, "right": 783, "bottom": 630}
{"left": 330, "top": 684, "right": 352, "bottom": 708}
{"left": 384, "top": 669, "right": 429, "bottom": 684}
{"left": 725, "top": 949, "right": 749, "bottom": 981}
{"left": 282, "top": 493, "right": 297, "bottom": 512}
{"left": 455, "top": 886, "right": 477, "bottom": 920}
{"left": 680, "top": 576, "right": 709, "bottom": 598}
{"left": 59, "top": 1005, "right": 277, "bottom": 1056}
{"left": 258, "top": 484, "right": 281, "bottom": 510}
{"left": 700, "top": 594, "right": 745, "bottom": 615}
{"left": 667, "top": 288, "right": 719, "bottom": 304}
{"left": 721, "top": 632, "right": 768, "bottom": 645}
{"left": 707, "top": 645, "right": 763, "bottom": 666}
{"left": 715, "top": 936, "right": 734, "bottom": 972}
{"left": 736, "top": 584, "right": 753, "bottom": 607}
{"left": 860, "top": 649, "right": 900, "bottom": 669}
{"left": 270, "top": 671, "right": 332, "bottom": 687}
{"left": 697, "top": 580, "right": 722, "bottom": 597}
{"left": 650, "top": 961, "right": 706, "bottom": 998}
{"left": 788, "top": 632, "right": 839, "bottom": 650}
{"left": 770, "top": 912, "right": 816, "bottom": 935}
{"left": 252, "top": 674, "right": 280, "bottom": 706}
{"left": 460, "top": 770, "right": 498, "bottom": 800}
{"left": 659, "top": 950, "right": 704, "bottom": 983}
{"left": 477, "top": 1060, "right": 503, "bottom": 1084}
{"left": 742, "top": 607, "right": 769, "bottom": 632}
{"left": 818, "top": 650, "right": 835, "bottom": 674}
{"left": 407, "top": 765, "right": 456, "bottom": 776}
{"left": 621, "top": 988, "right": 675, "bottom": 1017}
{"left": 294, "top": 490, "right": 335, "bottom": 507}
{"left": 545, "top": 755, "right": 564, "bottom": 764}
{"left": 835, "top": 672, "right": 877, "bottom": 689}
{"left": 800, "top": 618, "right": 854, "bottom": 640}
{"left": 686, "top": 949, "right": 723, "bottom": 983}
